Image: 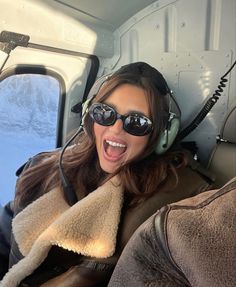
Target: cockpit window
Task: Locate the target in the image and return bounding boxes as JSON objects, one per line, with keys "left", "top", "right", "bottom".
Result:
{"left": 0, "top": 74, "right": 60, "bottom": 205}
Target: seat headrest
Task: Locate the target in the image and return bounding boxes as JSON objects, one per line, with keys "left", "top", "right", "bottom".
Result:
{"left": 220, "top": 102, "right": 236, "bottom": 143}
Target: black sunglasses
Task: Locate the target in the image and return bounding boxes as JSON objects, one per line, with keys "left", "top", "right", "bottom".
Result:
{"left": 88, "top": 103, "right": 153, "bottom": 136}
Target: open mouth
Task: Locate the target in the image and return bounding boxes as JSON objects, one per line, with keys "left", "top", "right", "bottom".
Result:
{"left": 103, "top": 139, "right": 127, "bottom": 160}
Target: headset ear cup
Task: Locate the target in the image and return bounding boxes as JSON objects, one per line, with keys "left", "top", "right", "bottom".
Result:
{"left": 81, "top": 98, "right": 92, "bottom": 126}
{"left": 81, "top": 74, "right": 111, "bottom": 127}
{"left": 155, "top": 117, "right": 180, "bottom": 155}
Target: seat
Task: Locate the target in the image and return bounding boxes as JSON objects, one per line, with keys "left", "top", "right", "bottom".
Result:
{"left": 207, "top": 102, "right": 236, "bottom": 188}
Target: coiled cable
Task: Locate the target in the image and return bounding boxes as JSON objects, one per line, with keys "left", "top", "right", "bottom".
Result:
{"left": 176, "top": 60, "right": 236, "bottom": 142}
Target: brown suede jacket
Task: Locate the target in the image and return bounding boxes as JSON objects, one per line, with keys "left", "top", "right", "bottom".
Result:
{"left": 0, "top": 152, "right": 212, "bottom": 287}
{"left": 108, "top": 177, "right": 236, "bottom": 287}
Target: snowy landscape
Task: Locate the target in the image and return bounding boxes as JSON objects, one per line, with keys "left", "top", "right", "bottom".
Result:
{"left": 0, "top": 74, "right": 59, "bottom": 205}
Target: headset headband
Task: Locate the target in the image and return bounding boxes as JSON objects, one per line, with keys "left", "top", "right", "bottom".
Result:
{"left": 86, "top": 62, "right": 181, "bottom": 119}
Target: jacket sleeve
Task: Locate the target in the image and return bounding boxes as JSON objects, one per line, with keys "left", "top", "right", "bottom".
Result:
{"left": 0, "top": 154, "right": 46, "bottom": 279}
{"left": 108, "top": 211, "right": 190, "bottom": 287}
{"left": 0, "top": 201, "right": 14, "bottom": 279}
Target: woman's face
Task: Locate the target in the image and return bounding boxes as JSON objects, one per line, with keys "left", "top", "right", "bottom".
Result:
{"left": 93, "top": 83, "right": 150, "bottom": 173}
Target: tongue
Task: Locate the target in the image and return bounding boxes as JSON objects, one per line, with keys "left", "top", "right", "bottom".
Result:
{"left": 106, "top": 145, "right": 126, "bottom": 158}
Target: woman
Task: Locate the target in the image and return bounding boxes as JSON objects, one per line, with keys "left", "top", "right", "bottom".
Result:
{"left": 0, "top": 62, "right": 211, "bottom": 286}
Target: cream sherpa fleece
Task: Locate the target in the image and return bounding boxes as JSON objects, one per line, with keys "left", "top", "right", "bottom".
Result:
{"left": 1, "top": 177, "right": 123, "bottom": 287}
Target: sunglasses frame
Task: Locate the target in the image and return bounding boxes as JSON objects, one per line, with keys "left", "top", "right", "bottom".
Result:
{"left": 88, "top": 102, "right": 153, "bottom": 136}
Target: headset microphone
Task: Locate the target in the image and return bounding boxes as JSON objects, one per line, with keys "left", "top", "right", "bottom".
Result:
{"left": 59, "top": 90, "right": 95, "bottom": 206}
{"left": 59, "top": 125, "right": 83, "bottom": 205}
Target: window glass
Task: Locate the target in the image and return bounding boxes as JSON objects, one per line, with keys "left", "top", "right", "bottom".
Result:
{"left": 0, "top": 74, "right": 60, "bottom": 205}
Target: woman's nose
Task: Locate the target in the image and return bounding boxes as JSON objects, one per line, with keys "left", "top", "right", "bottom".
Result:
{"left": 108, "top": 119, "right": 123, "bottom": 134}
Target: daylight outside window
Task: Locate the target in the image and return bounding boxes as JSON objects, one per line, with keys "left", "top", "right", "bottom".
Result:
{"left": 0, "top": 74, "right": 60, "bottom": 205}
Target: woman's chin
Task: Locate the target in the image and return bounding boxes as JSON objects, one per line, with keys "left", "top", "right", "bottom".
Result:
{"left": 100, "top": 161, "right": 119, "bottom": 174}
{"left": 99, "top": 157, "right": 122, "bottom": 174}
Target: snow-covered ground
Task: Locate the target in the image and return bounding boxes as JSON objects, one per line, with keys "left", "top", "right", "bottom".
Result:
{"left": 0, "top": 74, "right": 59, "bottom": 205}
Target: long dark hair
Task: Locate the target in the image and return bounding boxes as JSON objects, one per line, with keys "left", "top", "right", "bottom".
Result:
{"left": 16, "top": 62, "right": 187, "bottom": 206}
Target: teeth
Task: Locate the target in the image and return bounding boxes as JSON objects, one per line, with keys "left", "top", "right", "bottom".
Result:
{"left": 106, "top": 140, "right": 126, "bottom": 148}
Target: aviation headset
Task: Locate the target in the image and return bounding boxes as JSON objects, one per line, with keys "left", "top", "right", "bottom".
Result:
{"left": 81, "top": 62, "right": 181, "bottom": 155}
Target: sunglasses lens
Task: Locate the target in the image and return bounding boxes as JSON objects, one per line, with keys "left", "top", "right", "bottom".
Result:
{"left": 124, "top": 115, "right": 152, "bottom": 136}
{"left": 90, "top": 104, "right": 116, "bottom": 126}
{"left": 89, "top": 103, "right": 152, "bottom": 136}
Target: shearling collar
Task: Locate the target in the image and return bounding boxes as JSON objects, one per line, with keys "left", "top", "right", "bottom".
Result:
{"left": 1, "top": 176, "right": 123, "bottom": 287}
